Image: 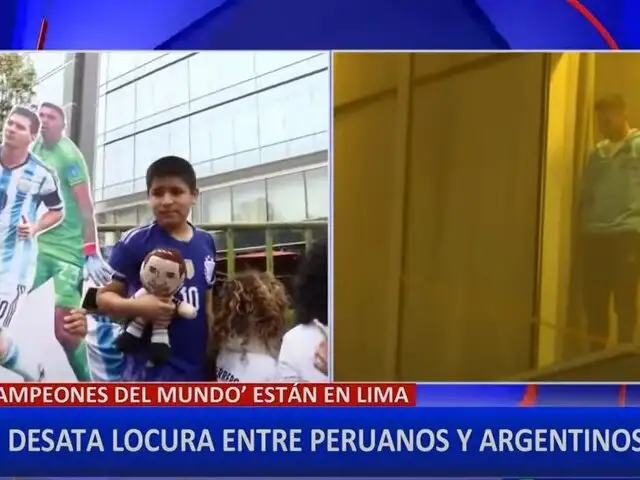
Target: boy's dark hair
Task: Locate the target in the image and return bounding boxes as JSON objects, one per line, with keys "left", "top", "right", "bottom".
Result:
{"left": 146, "top": 156, "right": 197, "bottom": 192}
{"left": 40, "top": 102, "right": 66, "bottom": 122}
{"left": 8, "top": 106, "right": 40, "bottom": 135}
{"left": 595, "top": 94, "right": 626, "bottom": 112}
{"left": 294, "top": 236, "right": 328, "bottom": 326}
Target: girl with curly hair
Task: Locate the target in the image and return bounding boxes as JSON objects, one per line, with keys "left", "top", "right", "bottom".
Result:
{"left": 209, "top": 271, "right": 288, "bottom": 382}
{"left": 277, "top": 237, "right": 329, "bottom": 382}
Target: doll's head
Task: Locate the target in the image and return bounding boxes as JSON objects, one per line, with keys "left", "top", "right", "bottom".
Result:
{"left": 140, "top": 248, "right": 186, "bottom": 296}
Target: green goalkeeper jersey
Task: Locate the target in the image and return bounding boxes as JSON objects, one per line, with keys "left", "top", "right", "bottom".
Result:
{"left": 31, "top": 137, "right": 89, "bottom": 267}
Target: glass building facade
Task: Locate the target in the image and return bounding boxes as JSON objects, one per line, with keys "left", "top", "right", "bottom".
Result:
{"left": 30, "top": 52, "right": 71, "bottom": 107}
{"left": 93, "top": 52, "right": 330, "bottom": 226}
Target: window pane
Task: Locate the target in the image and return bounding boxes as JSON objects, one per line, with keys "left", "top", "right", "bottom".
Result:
{"left": 305, "top": 167, "right": 328, "bottom": 219}
{"left": 190, "top": 109, "right": 215, "bottom": 165}
{"left": 135, "top": 61, "right": 189, "bottom": 120}
{"left": 103, "top": 138, "right": 134, "bottom": 198}
{"left": 29, "top": 52, "right": 68, "bottom": 78}
{"left": 192, "top": 107, "right": 237, "bottom": 163}
{"left": 200, "top": 188, "right": 232, "bottom": 224}
{"left": 106, "top": 53, "right": 141, "bottom": 80}
{"left": 256, "top": 70, "right": 329, "bottom": 149}
{"left": 266, "top": 173, "right": 306, "bottom": 221}
{"left": 167, "top": 118, "right": 191, "bottom": 160}
{"left": 254, "top": 52, "right": 320, "bottom": 76}
{"left": 257, "top": 84, "right": 288, "bottom": 146}
{"left": 190, "top": 98, "right": 260, "bottom": 169}
{"left": 283, "top": 72, "right": 329, "bottom": 140}
{"left": 309, "top": 71, "right": 330, "bottom": 133}
{"left": 255, "top": 53, "right": 328, "bottom": 91}
{"left": 188, "top": 52, "right": 255, "bottom": 99}
{"left": 134, "top": 119, "right": 190, "bottom": 183}
{"left": 93, "top": 145, "right": 105, "bottom": 191}
{"left": 113, "top": 206, "right": 138, "bottom": 225}
{"left": 232, "top": 96, "right": 260, "bottom": 153}
{"left": 33, "top": 70, "right": 65, "bottom": 106}
{"left": 134, "top": 128, "right": 160, "bottom": 180}
{"left": 105, "top": 85, "right": 135, "bottom": 131}
{"left": 29, "top": 52, "right": 70, "bottom": 107}
{"left": 210, "top": 104, "right": 235, "bottom": 158}
{"left": 232, "top": 181, "right": 267, "bottom": 222}
{"left": 96, "top": 94, "right": 107, "bottom": 135}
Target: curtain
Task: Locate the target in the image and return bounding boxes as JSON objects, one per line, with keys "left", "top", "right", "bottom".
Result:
{"left": 536, "top": 53, "right": 596, "bottom": 367}
{"left": 564, "top": 52, "right": 597, "bottom": 358}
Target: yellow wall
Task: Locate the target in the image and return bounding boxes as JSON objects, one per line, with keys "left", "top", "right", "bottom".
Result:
{"left": 334, "top": 53, "right": 551, "bottom": 381}
{"left": 595, "top": 54, "right": 640, "bottom": 127}
{"left": 333, "top": 53, "right": 402, "bottom": 381}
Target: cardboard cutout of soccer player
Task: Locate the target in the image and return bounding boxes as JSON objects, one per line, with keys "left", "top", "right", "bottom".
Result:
{"left": 30, "top": 102, "right": 113, "bottom": 381}
{"left": 86, "top": 317, "right": 124, "bottom": 381}
{"left": 0, "top": 106, "right": 64, "bottom": 381}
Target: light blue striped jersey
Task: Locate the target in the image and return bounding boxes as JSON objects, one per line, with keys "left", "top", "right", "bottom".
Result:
{"left": 0, "top": 149, "right": 62, "bottom": 286}
{"left": 582, "top": 130, "right": 640, "bottom": 233}
{"left": 85, "top": 313, "right": 124, "bottom": 381}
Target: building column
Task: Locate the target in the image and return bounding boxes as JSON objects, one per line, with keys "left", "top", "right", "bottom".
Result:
{"left": 64, "top": 52, "right": 100, "bottom": 184}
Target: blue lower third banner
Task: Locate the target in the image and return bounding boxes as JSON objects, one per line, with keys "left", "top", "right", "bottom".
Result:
{"left": 3, "top": 406, "right": 640, "bottom": 477}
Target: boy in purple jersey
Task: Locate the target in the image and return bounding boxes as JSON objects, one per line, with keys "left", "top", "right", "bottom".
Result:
{"left": 96, "top": 156, "right": 216, "bottom": 381}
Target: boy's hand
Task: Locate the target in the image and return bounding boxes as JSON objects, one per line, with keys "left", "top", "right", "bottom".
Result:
{"left": 63, "top": 308, "right": 88, "bottom": 337}
{"left": 134, "top": 295, "right": 175, "bottom": 323}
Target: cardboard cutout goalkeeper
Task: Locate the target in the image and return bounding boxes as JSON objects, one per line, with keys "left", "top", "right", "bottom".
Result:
{"left": 31, "top": 102, "right": 112, "bottom": 381}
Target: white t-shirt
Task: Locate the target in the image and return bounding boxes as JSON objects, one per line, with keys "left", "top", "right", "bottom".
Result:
{"left": 277, "top": 323, "right": 329, "bottom": 382}
{"left": 216, "top": 338, "right": 279, "bottom": 382}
